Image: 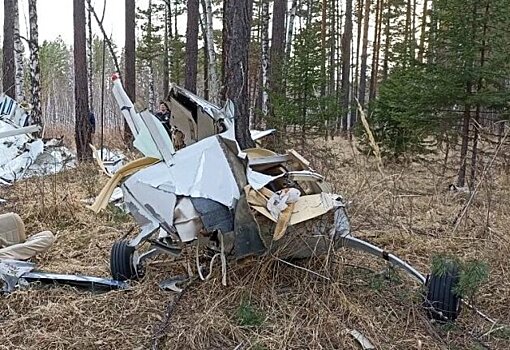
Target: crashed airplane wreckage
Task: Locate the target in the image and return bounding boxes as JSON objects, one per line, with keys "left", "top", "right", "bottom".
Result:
{"left": 0, "top": 94, "right": 75, "bottom": 184}
{"left": 89, "top": 73, "right": 463, "bottom": 322}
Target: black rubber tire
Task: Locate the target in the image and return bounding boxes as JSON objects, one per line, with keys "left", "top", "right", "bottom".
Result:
{"left": 110, "top": 240, "right": 140, "bottom": 281}
{"left": 424, "top": 262, "right": 461, "bottom": 322}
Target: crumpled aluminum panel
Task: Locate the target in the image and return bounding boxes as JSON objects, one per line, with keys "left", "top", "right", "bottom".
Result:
{"left": 123, "top": 136, "right": 241, "bottom": 210}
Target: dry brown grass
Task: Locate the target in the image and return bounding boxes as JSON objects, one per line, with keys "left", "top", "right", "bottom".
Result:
{"left": 0, "top": 134, "right": 509, "bottom": 349}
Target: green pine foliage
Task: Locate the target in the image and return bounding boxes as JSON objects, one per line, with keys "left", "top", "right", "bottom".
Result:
{"left": 271, "top": 9, "right": 339, "bottom": 137}
{"left": 363, "top": 0, "right": 510, "bottom": 158}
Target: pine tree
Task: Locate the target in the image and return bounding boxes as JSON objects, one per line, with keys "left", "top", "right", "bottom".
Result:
{"left": 73, "top": 0, "right": 92, "bottom": 160}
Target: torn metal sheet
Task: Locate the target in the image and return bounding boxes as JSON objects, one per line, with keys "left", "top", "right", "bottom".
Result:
{"left": 0, "top": 125, "right": 41, "bottom": 139}
{"left": 0, "top": 93, "right": 29, "bottom": 126}
{"left": 159, "top": 275, "right": 189, "bottom": 293}
{"left": 346, "top": 329, "right": 375, "bottom": 350}
{"left": 246, "top": 167, "right": 284, "bottom": 190}
{"left": 21, "top": 271, "right": 128, "bottom": 291}
{"left": 170, "top": 84, "right": 229, "bottom": 124}
{"left": 123, "top": 136, "right": 242, "bottom": 209}
{"left": 250, "top": 129, "right": 276, "bottom": 141}
{"left": 139, "top": 110, "right": 176, "bottom": 165}
{"left": 0, "top": 259, "right": 128, "bottom": 293}
{"left": 0, "top": 115, "right": 75, "bottom": 185}
{"left": 111, "top": 74, "right": 139, "bottom": 136}
{"left": 91, "top": 145, "right": 125, "bottom": 177}
{"left": 0, "top": 259, "right": 35, "bottom": 292}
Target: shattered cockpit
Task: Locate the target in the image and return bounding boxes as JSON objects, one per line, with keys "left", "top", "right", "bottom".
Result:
{"left": 91, "top": 74, "right": 351, "bottom": 281}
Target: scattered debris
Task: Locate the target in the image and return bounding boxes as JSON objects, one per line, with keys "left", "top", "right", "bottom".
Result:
{"left": 346, "top": 329, "right": 376, "bottom": 350}
{"left": 0, "top": 259, "right": 128, "bottom": 293}
{"left": 0, "top": 120, "right": 75, "bottom": 185}
{"left": 159, "top": 275, "right": 190, "bottom": 293}
{"left": 91, "top": 145, "right": 125, "bottom": 177}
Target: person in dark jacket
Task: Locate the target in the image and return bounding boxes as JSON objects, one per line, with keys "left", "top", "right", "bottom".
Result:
{"left": 154, "top": 101, "right": 172, "bottom": 134}
{"left": 89, "top": 112, "right": 96, "bottom": 135}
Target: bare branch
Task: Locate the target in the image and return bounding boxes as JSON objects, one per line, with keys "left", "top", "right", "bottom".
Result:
{"left": 85, "top": 0, "right": 122, "bottom": 79}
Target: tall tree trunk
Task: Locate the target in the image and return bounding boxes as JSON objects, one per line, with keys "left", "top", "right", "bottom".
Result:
{"left": 2, "top": 0, "right": 16, "bottom": 98}
{"left": 73, "top": 0, "right": 92, "bottom": 161}
{"left": 124, "top": 0, "right": 136, "bottom": 141}
{"left": 285, "top": 0, "right": 298, "bottom": 58}
{"left": 260, "top": 0, "right": 270, "bottom": 117}
{"left": 329, "top": 0, "right": 337, "bottom": 95}
{"left": 28, "top": 0, "right": 42, "bottom": 127}
{"left": 13, "top": 1, "right": 24, "bottom": 103}
{"left": 185, "top": 0, "right": 199, "bottom": 93}
{"left": 358, "top": 0, "right": 371, "bottom": 106}
{"left": 369, "top": 0, "right": 382, "bottom": 101}
{"left": 146, "top": 0, "right": 156, "bottom": 110}
{"left": 470, "top": 1, "right": 490, "bottom": 188}
{"left": 354, "top": 0, "right": 363, "bottom": 104}
{"left": 87, "top": 2, "right": 94, "bottom": 110}
{"left": 321, "top": 0, "right": 328, "bottom": 97}
{"left": 163, "top": 1, "right": 170, "bottom": 99}
{"left": 200, "top": 13, "right": 210, "bottom": 100}
{"left": 382, "top": 2, "right": 390, "bottom": 80}
{"left": 457, "top": 103, "right": 471, "bottom": 188}
{"left": 174, "top": 1, "right": 181, "bottom": 85}
{"left": 405, "top": 0, "right": 412, "bottom": 63}
{"left": 417, "top": 0, "right": 428, "bottom": 63}
{"left": 269, "top": 0, "right": 286, "bottom": 98}
{"left": 203, "top": 0, "right": 219, "bottom": 103}
{"left": 340, "top": 0, "right": 353, "bottom": 132}
{"left": 223, "top": 0, "right": 255, "bottom": 150}
{"left": 221, "top": 0, "right": 227, "bottom": 102}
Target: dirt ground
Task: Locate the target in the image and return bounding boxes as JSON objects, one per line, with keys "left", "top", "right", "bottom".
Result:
{"left": 1, "top": 137, "right": 509, "bottom": 349}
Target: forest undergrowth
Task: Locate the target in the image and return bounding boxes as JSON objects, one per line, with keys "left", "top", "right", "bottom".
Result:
{"left": 0, "top": 135, "right": 509, "bottom": 349}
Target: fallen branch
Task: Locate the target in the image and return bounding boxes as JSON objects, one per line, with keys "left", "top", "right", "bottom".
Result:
{"left": 151, "top": 277, "right": 197, "bottom": 350}
{"left": 355, "top": 97, "right": 384, "bottom": 176}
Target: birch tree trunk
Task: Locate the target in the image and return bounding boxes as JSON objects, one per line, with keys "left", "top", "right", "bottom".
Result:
{"left": 203, "top": 0, "right": 219, "bottom": 103}
{"left": 285, "top": 0, "right": 298, "bottom": 58}
{"left": 28, "top": 0, "right": 42, "bottom": 126}
{"left": 260, "top": 0, "right": 270, "bottom": 117}
{"left": 87, "top": 2, "right": 94, "bottom": 110}
{"left": 147, "top": 0, "right": 156, "bottom": 109}
{"left": 124, "top": 0, "right": 135, "bottom": 141}
{"left": 200, "top": 13, "right": 209, "bottom": 99}
{"left": 3, "top": 0, "right": 16, "bottom": 98}
{"left": 13, "top": 1, "right": 25, "bottom": 103}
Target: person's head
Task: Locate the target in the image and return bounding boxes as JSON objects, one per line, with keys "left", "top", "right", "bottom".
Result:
{"left": 159, "top": 101, "right": 169, "bottom": 113}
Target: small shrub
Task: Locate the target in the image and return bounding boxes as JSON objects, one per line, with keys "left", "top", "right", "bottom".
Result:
{"left": 236, "top": 299, "right": 265, "bottom": 327}
{"left": 431, "top": 254, "right": 489, "bottom": 300}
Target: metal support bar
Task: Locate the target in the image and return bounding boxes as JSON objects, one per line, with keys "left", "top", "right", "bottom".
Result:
{"left": 340, "top": 234, "right": 426, "bottom": 284}
{"left": 129, "top": 225, "right": 160, "bottom": 247}
{"left": 0, "top": 125, "right": 41, "bottom": 139}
